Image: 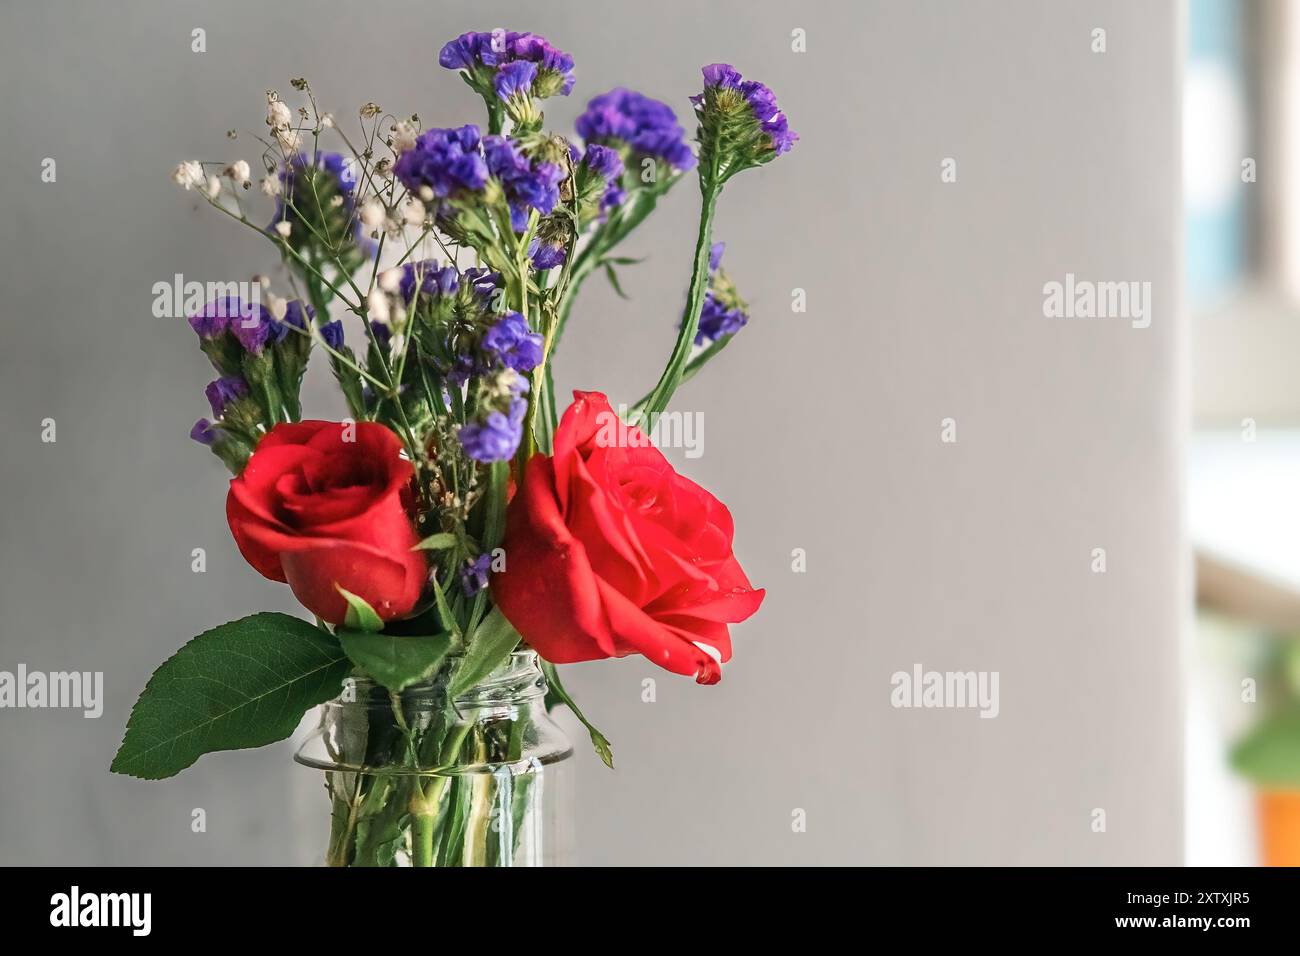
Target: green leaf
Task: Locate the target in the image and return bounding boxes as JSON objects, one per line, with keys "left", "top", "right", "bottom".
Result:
{"left": 601, "top": 255, "right": 646, "bottom": 266}
{"left": 1231, "top": 707, "right": 1300, "bottom": 786}
{"left": 111, "top": 612, "right": 349, "bottom": 780}
{"left": 338, "top": 630, "right": 454, "bottom": 693}
{"left": 603, "top": 263, "right": 631, "bottom": 300}
{"left": 414, "top": 532, "right": 458, "bottom": 551}
{"left": 336, "top": 586, "right": 383, "bottom": 632}
{"left": 450, "top": 607, "right": 521, "bottom": 698}
{"left": 541, "top": 661, "right": 614, "bottom": 769}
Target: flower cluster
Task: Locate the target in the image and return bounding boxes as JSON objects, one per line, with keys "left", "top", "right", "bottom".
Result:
{"left": 392, "top": 125, "right": 488, "bottom": 210}
{"left": 269, "top": 152, "right": 374, "bottom": 269}
{"left": 185, "top": 295, "right": 319, "bottom": 469}
{"left": 694, "top": 63, "right": 797, "bottom": 178}
{"left": 575, "top": 87, "right": 696, "bottom": 174}
{"left": 572, "top": 143, "right": 625, "bottom": 225}
{"left": 458, "top": 369, "right": 530, "bottom": 463}
{"left": 440, "top": 30, "right": 576, "bottom": 105}
{"left": 695, "top": 242, "right": 750, "bottom": 345}
{"left": 483, "top": 135, "right": 564, "bottom": 232}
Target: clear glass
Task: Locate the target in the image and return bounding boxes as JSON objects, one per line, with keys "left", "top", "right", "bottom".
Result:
{"left": 295, "top": 650, "right": 573, "bottom": 867}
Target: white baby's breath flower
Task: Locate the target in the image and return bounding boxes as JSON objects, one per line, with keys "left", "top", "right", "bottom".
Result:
{"left": 378, "top": 268, "right": 403, "bottom": 293}
{"left": 267, "top": 97, "right": 292, "bottom": 129}
{"left": 205, "top": 175, "right": 222, "bottom": 199}
{"left": 418, "top": 185, "right": 434, "bottom": 202}
{"left": 275, "top": 127, "right": 302, "bottom": 153}
{"left": 172, "top": 161, "right": 205, "bottom": 190}
{"left": 259, "top": 175, "right": 281, "bottom": 197}
{"left": 252, "top": 274, "right": 270, "bottom": 288}
{"left": 359, "top": 199, "right": 385, "bottom": 231}
{"left": 320, "top": 113, "right": 335, "bottom": 129}
{"left": 265, "top": 293, "right": 288, "bottom": 321}
{"left": 329, "top": 194, "right": 345, "bottom": 209}
{"left": 274, "top": 220, "right": 292, "bottom": 239}
{"left": 224, "top": 160, "right": 251, "bottom": 184}
{"left": 402, "top": 198, "right": 426, "bottom": 226}
{"left": 391, "top": 120, "right": 418, "bottom": 155}
{"left": 367, "top": 288, "right": 391, "bottom": 324}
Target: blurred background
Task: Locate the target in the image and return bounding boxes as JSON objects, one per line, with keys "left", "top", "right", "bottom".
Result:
{"left": 1186, "top": 0, "right": 1300, "bottom": 866}
{"left": 0, "top": 0, "right": 1191, "bottom": 865}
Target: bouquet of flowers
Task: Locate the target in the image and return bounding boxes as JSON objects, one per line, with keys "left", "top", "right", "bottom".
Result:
{"left": 113, "top": 28, "right": 793, "bottom": 866}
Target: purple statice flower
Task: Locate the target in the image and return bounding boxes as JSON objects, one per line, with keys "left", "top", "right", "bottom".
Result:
{"left": 709, "top": 241, "right": 726, "bottom": 271}
{"left": 399, "top": 259, "right": 461, "bottom": 305}
{"left": 219, "top": 299, "right": 278, "bottom": 354}
{"left": 320, "top": 320, "right": 345, "bottom": 349}
{"left": 439, "top": 30, "right": 575, "bottom": 98}
{"left": 459, "top": 553, "right": 492, "bottom": 596}
{"left": 695, "top": 295, "right": 748, "bottom": 345}
{"left": 393, "top": 125, "right": 488, "bottom": 200}
{"left": 482, "top": 312, "right": 543, "bottom": 373}
{"left": 462, "top": 267, "right": 502, "bottom": 302}
{"left": 529, "top": 238, "right": 567, "bottom": 271}
{"left": 205, "top": 376, "right": 249, "bottom": 417}
{"left": 494, "top": 60, "right": 538, "bottom": 102}
{"left": 458, "top": 398, "right": 527, "bottom": 463}
{"left": 483, "top": 135, "right": 563, "bottom": 232}
{"left": 576, "top": 88, "right": 696, "bottom": 171}
{"left": 190, "top": 418, "right": 218, "bottom": 446}
{"left": 693, "top": 241, "right": 749, "bottom": 345}
{"left": 281, "top": 299, "right": 314, "bottom": 331}
{"left": 581, "top": 143, "right": 623, "bottom": 181}
{"left": 187, "top": 297, "right": 242, "bottom": 338}
{"left": 370, "top": 321, "right": 392, "bottom": 349}
{"left": 582, "top": 143, "right": 626, "bottom": 210}
{"left": 698, "top": 64, "right": 798, "bottom": 157}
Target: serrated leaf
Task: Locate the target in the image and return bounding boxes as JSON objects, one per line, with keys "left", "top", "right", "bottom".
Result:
{"left": 414, "top": 532, "right": 458, "bottom": 551}
{"left": 111, "top": 612, "right": 349, "bottom": 780}
{"left": 338, "top": 630, "right": 454, "bottom": 692}
{"left": 1231, "top": 707, "right": 1300, "bottom": 786}
{"left": 337, "top": 586, "right": 384, "bottom": 632}
{"left": 450, "top": 607, "right": 521, "bottom": 697}
{"left": 541, "top": 661, "right": 614, "bottom": 769}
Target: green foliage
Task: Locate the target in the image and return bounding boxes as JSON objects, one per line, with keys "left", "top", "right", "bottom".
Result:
{"left": 111, "top": 613, "right": 349, "bottom": 780}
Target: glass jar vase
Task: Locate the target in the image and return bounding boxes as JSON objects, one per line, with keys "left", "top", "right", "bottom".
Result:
{"left": 295, "top": 650, "right": 573, "bottom": 867}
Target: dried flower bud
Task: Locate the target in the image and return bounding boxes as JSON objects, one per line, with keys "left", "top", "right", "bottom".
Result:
{"left": 360, "top": 102, "right": 382, "bottom": 118}
{"left": 259, "top": 175, "right": 281, "bottom": 197}
{"left": 391, "top": 120, "right": 418, "bottom": 155}
{"left": 402, "top": 198, "right": 426, "bottom": 226}
{"left": 267, "top": 97, "right": 292, "bottom": 129}
{"left": 359, "top": 199, "right": 386, "bottom": 231}
{"left": 367, "top": 288, "right": 391, "bottom": 323}
{"left": 172, "top": 161, "right": 205, "bottom": 190}
{"left": 320, "top": 113, "right": 335, "bottom": 129}
{"left": 275, "top": 127, "right": 302, "bottom": 153}
{"left": 265, "top": 293, "right": 288, "bottom": 321}
{"left": 224, "top": 160, "right": 251, "bottom": 184}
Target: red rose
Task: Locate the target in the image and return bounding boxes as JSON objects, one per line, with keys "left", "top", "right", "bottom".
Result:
{"left": 226, "top": 420, "right": 426, "bottom": 625}
{"left": 492, "top": 392, "right": 764, "bottom": 684}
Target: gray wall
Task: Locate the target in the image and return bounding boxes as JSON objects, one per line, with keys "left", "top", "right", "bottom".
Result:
{"left": 0, "top": 0, "right": 1183, "bottom": 865}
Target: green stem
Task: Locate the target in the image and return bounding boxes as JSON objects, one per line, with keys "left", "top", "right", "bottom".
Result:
{"left": 632, "top": 174, "right": 722, "bottom": 426}
{"left": 412, "top": 810, "right": 437, "bottom": 867}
